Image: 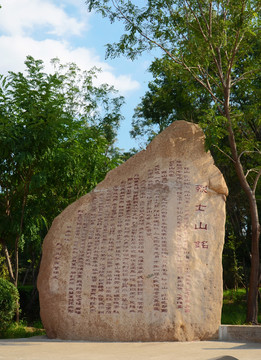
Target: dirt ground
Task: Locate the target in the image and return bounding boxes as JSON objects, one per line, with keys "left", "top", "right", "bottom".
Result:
{"left": 0, "top": 337, "right": 261, "bottom": 360}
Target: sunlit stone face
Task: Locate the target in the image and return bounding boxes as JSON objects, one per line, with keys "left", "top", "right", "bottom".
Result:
{"left": 37, "top": 120, "right": 228, "bottom": 341}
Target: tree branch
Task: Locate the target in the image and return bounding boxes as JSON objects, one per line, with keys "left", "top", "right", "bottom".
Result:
{"left": 198, "top": 64, "right": 223, "bottom": 92}
{"left": 184, "top": 0, "right": 208, "bottom": 42}
{"left": 209, "top": 2, "right": 212, "bottom": 37}
{"left": 111, "top": 0, "right": 226, "bottom": 113}
{"left": 239, "top": 150, "right": 261, "bottom": 161}
{"left": 227, "top": 2, "right": 247, "bottom": 78}
{"left": 185, "top": 0, "right": 226, "bottom": 88}
{"left": 196, "top": 0, "right": 210, "bottom": 33}
{"left": 231, "top": 69, "right": 261, "bottom": 87}
{"left": 111, "top": 0, "right": 183, "bottom": 65}
{"left": 228, "top": 32, "right": 245, "bottom": 76}
{"left": 213, "top": 144, "right": 235, "bottom": 163}
{"left": 245, "top": 168, "right": 259, "bottom": 179}
{"left": 253, "top": 169, "right": 261, "bottom": 194}
{"left": 182, "top": 60, "right": 223, "bottom": 106}
{"left": 216, "top": 46, "right": 225, "bottom": 86}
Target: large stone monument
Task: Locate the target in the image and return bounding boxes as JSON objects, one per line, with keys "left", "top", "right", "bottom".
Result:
{"left": 37, "top": 121, "right": 228, "bottom": 341}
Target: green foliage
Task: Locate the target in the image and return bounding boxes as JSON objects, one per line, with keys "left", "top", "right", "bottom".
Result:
{"left": 0, "top": 321, "right": 45, "bottom": 339}
{"left": 86, "top": 1, "right": 261, "bottom": 322}
{"left": 0, "top": 56, "right": 124, "bottom": 288}
{"left": 86, "top": 0, "right": 261, "bottom": 152}
{"left": 86, "top": 1, "right": 260, "bottom": 67}
{"left": 223, "top": 234, "right": 245, "bottom": 289}
{"left": 129, "top": 51, "right": 259, "bottom": 293}
{"left": 0, "top": 245, "right": 8, "bottom": 278}
{"left": 222, "top": 289, "right": 247, "bottom": 325}
{"left": 131, "top": 56, "right": 212, "bottom": 143}
{"left": 0, "top": 278, "right": 19, "bottom": 334}
{"left": 222, "top": 288, "right": 261, "bottom": 324}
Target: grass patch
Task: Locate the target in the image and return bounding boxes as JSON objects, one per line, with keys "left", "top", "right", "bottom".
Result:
{"left": 222, "top": 288, "right": 261, "bottom": 324}
{"left": 0, "top": 321, "right": 46, "bottom": 339}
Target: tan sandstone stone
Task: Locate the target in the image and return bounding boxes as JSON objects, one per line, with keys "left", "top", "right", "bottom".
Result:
{"left": 37, "top": 120, "right": 228, "bottom": 341}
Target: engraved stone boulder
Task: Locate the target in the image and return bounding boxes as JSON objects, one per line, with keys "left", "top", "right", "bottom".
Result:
{"left": 37, "top": 120, "right": 228, "bottom": 341}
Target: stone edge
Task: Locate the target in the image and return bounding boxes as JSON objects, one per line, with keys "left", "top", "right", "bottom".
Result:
{"left": 219, "top": 325, "right": 261, "bottom": 343}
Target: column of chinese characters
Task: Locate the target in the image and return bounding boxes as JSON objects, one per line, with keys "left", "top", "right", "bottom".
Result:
{"left": 194, "top": 185, "right": 209, "bottom": 249}
{"left": 120, "top": 180, "right": 129, "bottom": 312}
{"left": 136, "top": 178, "right": 146, "bottom": 314}
{"left": 173, "top": 161, "right": 192, "bottom": 314}
{"left": 89, "top": 190, "right": 106, "bottom": 313}
{"left": 97, "top": 189, "right": 111, "bottom": 315}
{"left": 68, "top": 209, "right": 84, "bottom": 314}
{"left": 183, "top": 166, "right": 191, "bottom": 314}
{"left": 51, "top": 225, "right": 73, "bottom": 281}
{"left": 85, "top": 196, "right": 97, "bottom": 268}
{"left": 110, "top": 185, "right": 120, "bottom": 314}
{"left": 152, "top": 165, "right": 161, "bottom": 312}
{"left": 160, "top": 169, "right": 168, "bottom": 313}
{"left": 104, "top": 185, "right": 119, "bottom": 314}
{"left": 129, "top": 175, "right": 140, "bottom": 313}
{"left": 86, "top": 196, "right": 98, "bottom": 313}
{"left": 51, "top": 242, "right": 63, "bottom": 281}
{"left": 122, "top": 177, "right": 133, "bottom": 313}
{"left": 174, "top": 160, "right": 185, "bottom": 311}
{"left": 74, "top": 212, "right": 89, "bottom": 315}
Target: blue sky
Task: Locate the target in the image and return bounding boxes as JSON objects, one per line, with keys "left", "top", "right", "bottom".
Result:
{"left": 0, "top": 0, "right": 160, "bottom": 151}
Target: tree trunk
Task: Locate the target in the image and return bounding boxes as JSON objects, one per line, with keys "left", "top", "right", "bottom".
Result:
{"left": 14, "top": 235, "right": 19, "bottom": 289}
{"left": 13, "top": 180, "right": 30, "bottom": 323}
{"left": 1, "top": 240, "right": 15, "bottom": 284}
{"left": 1, "top": 239, "right": 20, "bottom": 322}
{"left": 232, "top": 159, "right": 260, "bottom": 324}
{"left": 13, "top": 234, "right": 20, "bottom": 323}
{"left": 246, "top": 196, "right": 260, "bottom": 323}
{"left": 225, "top": 103, "right": 260, "bottom": 324}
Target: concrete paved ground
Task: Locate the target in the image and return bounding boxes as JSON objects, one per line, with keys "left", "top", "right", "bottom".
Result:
{"left": 0, "top": 337, "right": 261, "bottom": 360}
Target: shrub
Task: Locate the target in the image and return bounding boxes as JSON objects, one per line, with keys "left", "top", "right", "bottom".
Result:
{"left": 0, "top": 278, "right": 19, "bottom": 334}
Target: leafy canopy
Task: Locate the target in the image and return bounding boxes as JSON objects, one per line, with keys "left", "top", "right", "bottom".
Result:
{"left": 86, "top": 1, "right": 260, "bottom": 108}
{"left": 0, "top": 56, "right": 124, "bottom": 285}
{"left": 0, "top": 278, "right": 19, "bottom": 333}
{"left": 131, "top": 56, "right": 212, "bottom": 142}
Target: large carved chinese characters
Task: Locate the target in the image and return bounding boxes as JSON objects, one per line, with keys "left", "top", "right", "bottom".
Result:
{"left": 37, "top": 121, "right": 228, "bottom": 341}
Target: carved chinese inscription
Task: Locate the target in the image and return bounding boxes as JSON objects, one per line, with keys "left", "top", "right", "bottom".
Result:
{"left": 63, "top": 159, "right": 216, "bottom": 319}
{"left": 64, "top": 164, "right": 173, "bottom": 317}
{"left": 173, "top": 161, "right": 192, "bottom": 315}
{"left": 38, "top": 120, "right": 228, "bottom": 342}
{"left": 194, "top": 185, "right": 210, "bottom": 249}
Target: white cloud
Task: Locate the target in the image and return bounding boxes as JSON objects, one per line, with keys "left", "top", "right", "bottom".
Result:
{"left": 0, "top": 35, "right": 140, "bottom": 93}
{"left": 96, "top": 73, "right": 140, "bottom": 93}
{"left": 0, "top": 0, "right": 140, "bottom": 94}
{"left": 0, "top": 0, "right": 86, "bottom": 37}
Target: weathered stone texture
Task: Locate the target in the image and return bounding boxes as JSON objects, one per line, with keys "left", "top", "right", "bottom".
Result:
{"left": 37, "top": 120, "right": 228, "bottom": 341}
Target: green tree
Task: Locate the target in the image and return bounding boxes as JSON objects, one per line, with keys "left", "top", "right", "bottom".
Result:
{"left": 0, "top": 278, "right": 19, "bottom": 334}
{"left": 131, "top": 52, "right": 260, "bottom": 290}
{"left": 131, "top": 57, "right": 212, "bottom": 143}
{"left": 0, "top": 56, "right": 124, "bottom": 320}
{"left": 86, "top": 0, "right": 261, "bottom": 323}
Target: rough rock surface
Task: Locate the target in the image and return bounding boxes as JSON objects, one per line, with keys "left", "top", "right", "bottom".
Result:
{"left": 37, "top": 121, "right": 228, "bottom": 341}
